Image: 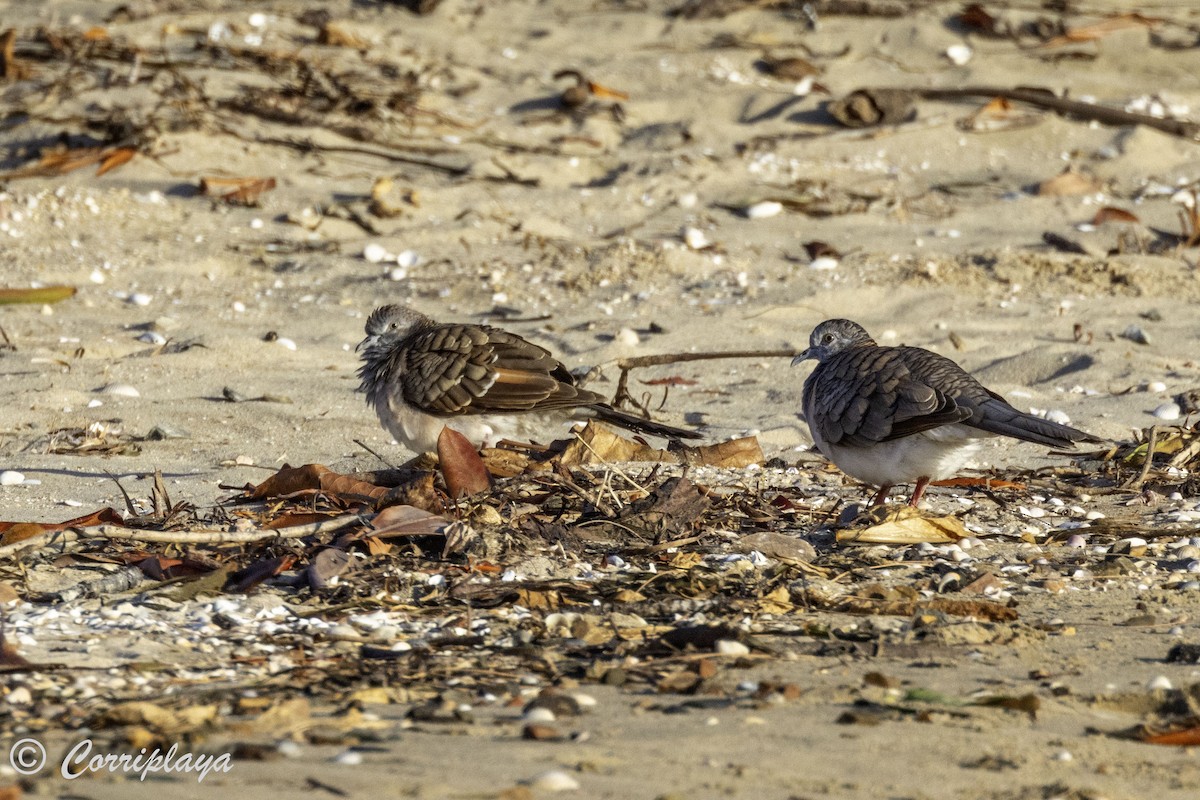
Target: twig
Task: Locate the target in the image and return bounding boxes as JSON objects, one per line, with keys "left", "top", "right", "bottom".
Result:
{"left": 612, "top": 348, "right": 799, "bottom": 410}
{"left": 77, "top": 515, "right": 363, "bottom": 545}
{"left": 920, "top": 86, "right": 1200, "bottom": 140}
{"left": 1123, "top": 425, "right": 1160, "bottom": 490}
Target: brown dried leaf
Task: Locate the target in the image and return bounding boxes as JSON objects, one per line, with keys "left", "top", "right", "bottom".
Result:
{"left": 1092, "top": 206, "right": 1140, "bottom": 225}
{"left": 246, "top": 463, "right": 388, "bottom": 502}
{"left": 931, "top": 476, "right": 1025, "bottom": 491}
{"left": 957, "top": 3, "right": 1004, "bottom": 36}
{"left": 837, "top": 507, "right": 968, "bottom": 544}
{"left": 199, "top": 176, "right": 277, "bottom": 206}
{"left": 1142, "top": 725, "right": 1200, "bottom": 746}
{"left": 438, "top": 426, "right": 492, "bottom": 498}
{"left": 0, "top": 285, "right": 76, "bottom": 305}
{"left": 227, "top": 555, "right": 296, "bottom": 593}
{"left": 317, "top": 21, "right": 368, "bottom": 48}
{"left": 587, "top": 80, "right": 629, "bottom": 101}
{"left": 367, "top": 504, "right": 447, "bottom": 539}
{"left": 1042, "top": 13, "right": 1161, "bottom": 47}
{"left": 681, "top": 436, "right": 763, "bottom": 468}
{"left": 0, "top": 507, "right": 125, "bottom": 545}
{"left": 96, "top": 147, "right": 136, "bottom": 176}
{"left": 308, "top": 548, "right": 352, "bottom": 590}
{"left": 557, "top": 422, "right": 677, "bottom": 466}
{"left": 642, "top": 376, "right": 699, "bottom": 386}
{"left": 1037, "top": 169, "right": 1102, "bottom": 196}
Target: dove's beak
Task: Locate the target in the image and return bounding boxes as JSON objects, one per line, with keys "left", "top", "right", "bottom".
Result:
{"left": 791, "top": 348, "right": 813, "bottom": 367}
{"left": 355, "top": 336, "right": 376, "bottom": 354}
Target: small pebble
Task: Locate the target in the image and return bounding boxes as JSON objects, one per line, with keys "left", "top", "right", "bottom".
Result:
{"left": 1121, "top": 324, "right": 1151, "bottom": 345}
{"left": 396, "top": 249, "right": 419, "bottom": 268}
{"left": 945, "top": 43, "right": 972, "bottom": 65}
{"left": 745, "top": 200, "right": 783, "bottom": 219}
{"left": 1045, "top": 409, "right": 1072, "bottom": 426}
{"left": 1152, "top": 402, "right": 1181, "bottom": 421}
{"left": 614, "top": 327, "right": 640, "bottom": 347}
{"left": 275, "top": 337, "right": 297, "bottom": 351}
{"left": 571, "top": 693, "right": 597, "bottom": 709}
{"left": 1146, "top": 381, "right": 1167, "bottom": 393}
{"left": 128, "top": 292, "right": 153, "bottom": 307}
{"left": 1052, "top": 750, "right": 1073, "bottom": 762}
{"left": 1065, "top": 534, "right": 1088, "bottom": 548}
{"left": 332, "top": 750, "right": 362, "bottom": 766}
{"left": 362, "top": 243, "right": 390, "bottom": 263}
{"left": 6, "top": 687, "right": 32, "bottom": 705}
{"left": 715, "top": 639, "right": 750, "bottom": 656}
{"left": 137, "top": 331, "right": 167, "bottom": 345}
{"left": 524, "top": 707, "right": 556, "bottom": 723}
{"left": 809, "top": 256, "right": 839, "bottom": 271}
{"left": 100, "top": 384, "right": 140, "bottom": 397}
{"left": 1084, "top": 510, "right": 1105, "bottom": 520}
{"left": 683, "top": 227, "right": 709, "bottom": 250}
{"left": 529, "top": 770, "right": 580, "bottom": 792}
{"left": 276, "top": 740, "right": 302, "bottom": 758}
{"left": 0, "top": 470, "right": 25, "bottom": 486}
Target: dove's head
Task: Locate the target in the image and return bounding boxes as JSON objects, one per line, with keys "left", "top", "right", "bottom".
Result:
{"left": 358, "top": 305, "right": 430, "bottom": 353}
{"left": 791, "top": 319, "right": 875, "bottom": 367}
{"left": 356, "top": 305, "right": 432, "bottom": 399}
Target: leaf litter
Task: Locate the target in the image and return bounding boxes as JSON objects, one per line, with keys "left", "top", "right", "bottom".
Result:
{"left": 3, "top": 419, "right": 1200, "bottom": 759}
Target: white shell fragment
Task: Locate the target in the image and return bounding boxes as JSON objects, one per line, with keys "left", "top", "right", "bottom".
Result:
{"left": 745, "top": 200, "right": 783, "bottom": 219}
{"left": 1152, "top": 402, "right": 1181, "bottom": 421}
{"left": 275, "top": 337, "right": 298, "bottom": 351}
{"left": 362, "top": 243, "right": 390, "bottom": 263}
{"left": 809, "top": 256, "right": 839, "bottom": 271}
{"left": 99, "top": 384, "right": 140, "bottom": 397}
{"left": 529, "top": 770, "right": 580, "bottom": 792}
{"left": 615, "top": 327, "right": 640, "bottom": 347}
{"left": 0, "top": 470, "right": 25, "bottom": 486}
{"left": 945, "top": 44, "right": 973, "bottom": 66}
{"left": 128, "top": 292, "right": 153, "bottom": 307}
{"left": 715, "top": 639, "right": 750, "bottom": 656}
{"left": 683, "top": 227, "right": 710, "bottom": 250}
{"left": 1121, "top": 325, "right": 1151, "bottom": 345}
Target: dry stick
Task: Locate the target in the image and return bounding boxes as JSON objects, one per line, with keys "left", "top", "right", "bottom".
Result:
{"left": 612, "top": 348, "right": 799, "bottom": 411}
{"left": 1123, "top": 425, "right": 1160, "bottom": 491}
{"left": 920, "top": 86, "right": 1200, "bottom": 140}
{"left": 72, "top": 515, "right": 361, "bottom": 547}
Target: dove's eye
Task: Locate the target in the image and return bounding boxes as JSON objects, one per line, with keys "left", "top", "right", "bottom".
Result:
{"left": 821, "top": 333, "right": 834, "bottom": 344}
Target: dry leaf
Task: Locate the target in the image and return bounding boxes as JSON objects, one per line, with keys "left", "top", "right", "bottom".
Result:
{"left": 837, "top": 507, "right": 968, "bottom": 544}
{"left": 558, "top": 422, "right": 677, "bottom": 466}
{"left": 0, "top": 285, "right": 76, "bottom": 305}
{"left": 1092, "top": 206, "right": 1140, "bottom": 225}
{"left": 931, "top": 476, "right": 1025, "bottom": 491}
{"left": 1037, "top": 169, "right": 1102, "bottom": 197}
{"left": 246, "top": 463, "right": 389, "bottom": 503}
{"left": 227, "top": 555, "right": 295, "bottom": 593}
{"left": 1041, "top": 13, "right": 1161, "bottom": 47}
{"left": 366, "top": 504, "right": 447, "bottom": 539}
{"left": 1143, "top": 725, "right": 1200, "bottom": 746}
{"left": 199, "top": 176, "right": 277, "bottom": 206}
{"left": 681, "top": 436, "right": 763, "bottom": 468}
{"left": 437, "top": 426, "right": 492, "bottom": 498}
{"left": 1, "top": 506, "right": 125, "bottom": 545}
{"left": 96, "top": 147, "right": 136, "bottom": 176}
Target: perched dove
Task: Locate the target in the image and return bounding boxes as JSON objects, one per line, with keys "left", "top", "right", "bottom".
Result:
{"left": 357, "top": 304, "right": 700, "bottom": 453}
{"left": 792, "top": 319, "right": 1101, "bottom": 506}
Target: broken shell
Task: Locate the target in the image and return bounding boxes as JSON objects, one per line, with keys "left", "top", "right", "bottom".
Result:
{"left": 362, "top": 243, "right": 390, "bottom": 264}
{"left": 129, "top": 293, "right": 153, "bottom": 307}
{"left": 1121, "top": 324, "right": 1151, "bottom": 345}
{"left": 0, "top": 470, "right": 25, "bottom": 486}
{"left": 715, "top": 639, "right": 750, "bottom": 656}
{"left": 529, "top": 770, "right": 580, "bottom": 792}
{"left": 614, "top": 327, "right": 640, "bottom": 347}
{"left": 683, "top": 227, "right": 710, "bottom": 250}
{"left": 945, "top": 44, "right": 973, "bottom": 66}
{"left": 809, "top": 256, "right": 839, "bottom": 271}
{"left": 745, "top": 200, "right": 783, "bottom": 219}
{"left": 100, "top": 384, "right": 140, "bottom": 397}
